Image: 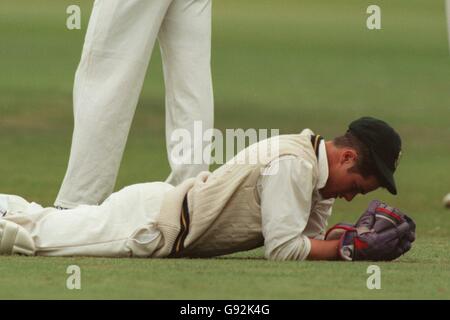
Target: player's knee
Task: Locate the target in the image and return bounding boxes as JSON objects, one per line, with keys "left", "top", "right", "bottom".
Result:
{"left": 0, "top": 220, "right": 35, "bottom": 256}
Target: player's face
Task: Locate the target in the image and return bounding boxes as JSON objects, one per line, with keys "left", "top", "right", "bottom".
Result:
{"left": 320, "top": 149, "right": 380, "bottom": 201}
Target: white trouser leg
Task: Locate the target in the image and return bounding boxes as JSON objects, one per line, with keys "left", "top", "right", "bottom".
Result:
{"left": 160, "top": 0, "right": 214, "bottom": 186}
{"left": 55, "top": 0, "right": 172, "bottom": 208}
{"left": 3, "top": 182, "right": 173, "bottom": 257}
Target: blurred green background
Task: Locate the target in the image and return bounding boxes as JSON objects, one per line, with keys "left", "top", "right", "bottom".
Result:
{"left": 0, "top": 0, "right": 449, "bottom": 299}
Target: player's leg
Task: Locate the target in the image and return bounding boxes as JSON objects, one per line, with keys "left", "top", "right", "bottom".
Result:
{"left": 3, "top": 182, "right": 173, "bottom": 257}
{"left": 0, "top": 194, "right": 36, "bottom": 255}
{"left": 0, "top": 220, "right": 35, "bottom": 255}
{"left": 158, "top": 0, "right": 214, "bottom": 186}
{"left": 55, "top": 0, "right": 173, "bottom": 208}
{"left": 1, "top": 194, "right": 44, "bottom": 217}
{"left": 0, "top": 194, "right": 41, "bottom": 255}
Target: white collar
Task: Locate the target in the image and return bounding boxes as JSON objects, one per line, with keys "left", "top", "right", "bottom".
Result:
{"left": 299, "top": 129, "right": 329, "bottom": 192}
{"left": 316, "top": 139, "right": 329, "bottom": 190}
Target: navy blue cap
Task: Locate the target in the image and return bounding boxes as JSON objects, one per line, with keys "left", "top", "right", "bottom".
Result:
{"left": 348, "top": 117, "right": 402, "bottom": 195}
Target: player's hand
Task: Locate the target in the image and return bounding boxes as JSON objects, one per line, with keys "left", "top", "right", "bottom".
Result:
{"left": 325, "top": 200, "right": 416, "bottom": 261}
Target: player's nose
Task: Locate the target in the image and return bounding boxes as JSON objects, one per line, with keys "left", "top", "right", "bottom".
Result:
{"left": 344, "top": 193, "right": 356, "bottom": 202}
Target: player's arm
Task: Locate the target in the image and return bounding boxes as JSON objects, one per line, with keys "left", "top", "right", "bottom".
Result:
{"left": 306, "top": 198, "right": 335, "bottom": 240}
{"left": 260, "top": 156, "right": 317, "bottom": 261}
{"left": 305, "top": 198, "right": 341, "bottom": 260}
{"left": 307, "top": 239, "right": 340, "bottom": 260}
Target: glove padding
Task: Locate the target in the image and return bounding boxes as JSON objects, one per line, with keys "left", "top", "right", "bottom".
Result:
{"left": 325, "top": 200, "right": 416, "bottom": 261}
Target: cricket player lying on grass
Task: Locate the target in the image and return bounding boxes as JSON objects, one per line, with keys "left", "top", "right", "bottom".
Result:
{"left": 0, "top": 117, "right": 415, "bottom": 261}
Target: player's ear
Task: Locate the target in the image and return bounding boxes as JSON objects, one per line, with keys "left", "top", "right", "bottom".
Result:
{"left": 340, "top": 149, "right": 358, "bottom": 165}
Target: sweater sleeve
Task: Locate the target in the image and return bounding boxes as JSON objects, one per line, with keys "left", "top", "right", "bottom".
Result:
{"left": 258, "top": 156, "right": 315, "bottom": 261}
{"left": 307, "top": 198, "right": 334, "bottom": 240}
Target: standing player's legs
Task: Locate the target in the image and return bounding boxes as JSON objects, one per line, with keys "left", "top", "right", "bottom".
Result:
{"left": 55, "top": 0, "right": 173, "bottom": 208}
{"left": 159, "top": 0, "right": 214, "bottom": 186}
{"left": 2, "top": 182, "right": 173, "bottom": 257}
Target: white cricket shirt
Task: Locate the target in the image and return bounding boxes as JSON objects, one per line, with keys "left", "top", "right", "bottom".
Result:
{"left": 257, "top": 138, "right": 334, "bottom": 261}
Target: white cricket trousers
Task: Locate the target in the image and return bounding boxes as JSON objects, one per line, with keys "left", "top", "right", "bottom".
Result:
{"left": 55, "top": 0, "right": 214, "bottom": 208}
{"left": 1, "top": 183, "right": 173, "bottom": 257}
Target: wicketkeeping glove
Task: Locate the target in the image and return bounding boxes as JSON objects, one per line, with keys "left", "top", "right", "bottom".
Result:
{"left": 325, "top": 200, "right": 416, "bottom": 261}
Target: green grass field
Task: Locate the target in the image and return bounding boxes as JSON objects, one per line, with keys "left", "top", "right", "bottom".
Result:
{"left": 0, "top": 0, "right": 449, "bottom": 299}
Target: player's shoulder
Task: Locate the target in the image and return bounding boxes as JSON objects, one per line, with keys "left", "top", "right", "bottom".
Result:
{"left": 276, "top": 128, "right": 317, "bottom": 145}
